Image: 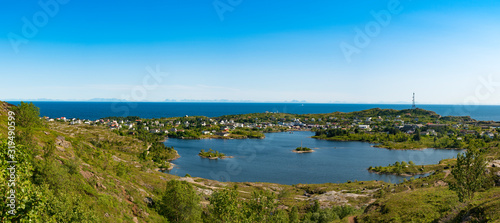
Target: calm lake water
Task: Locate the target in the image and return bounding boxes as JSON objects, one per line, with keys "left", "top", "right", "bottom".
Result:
{"left": 165, "top": 131, "right": 464, "bottom": 185}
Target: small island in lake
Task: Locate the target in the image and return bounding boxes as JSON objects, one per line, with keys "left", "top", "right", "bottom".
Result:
{"left": 199, "top": 149, "right": 233, "bottom": 159}
{"left": 293, "top": 147, "right": 314, "bottom": 153}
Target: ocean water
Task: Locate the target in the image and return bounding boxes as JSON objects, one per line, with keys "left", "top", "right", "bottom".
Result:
{"left": 166, "top": 131, "right": 463, "bottom": 184}
{"left": 6, "top": 101, "right": 500, "bottom": 121}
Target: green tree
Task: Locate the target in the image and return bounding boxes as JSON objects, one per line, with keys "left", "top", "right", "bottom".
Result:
{"left": 408, "top": 160, "right": 415, "bottom": 167}
{"left": 157, "top": 180, "right": 201, "bottom": 222}
{"left": 12, "top": 102, "right": 45, "bottom": 147}
{"left": 450, "top": 147, "right": 487, "bottom": 202}
{"left": 288, "top": 206, "right": 300, "bottom": 223}
{"left": 208, "top": 187, "right": 242, "bottom": 223}
{"left": 11, "top": 101, "right": 44, "bottom": 128}
{"left": 243, "top": 190, "right": 280, "bottom": 222}
{"left": 413, "top": 129, "right": 421, "bottom": 141}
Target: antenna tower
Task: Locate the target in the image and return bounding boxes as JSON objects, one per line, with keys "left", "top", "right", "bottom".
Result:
{"left": 412, "top": 93, "right": 416, "bottom": 109}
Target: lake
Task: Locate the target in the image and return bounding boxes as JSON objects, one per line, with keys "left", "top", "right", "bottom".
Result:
{"left": 165, "top": 131, "right": 464, "bottom": 185}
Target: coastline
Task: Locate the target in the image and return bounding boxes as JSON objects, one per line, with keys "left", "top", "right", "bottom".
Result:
{"left": 292, "top": 150, "right": 315, "bottom": 153}
{"left": 199, "top": 155, "right": 234, "bottom": 160}
{"left": 367, "top": 169, "right": 433, "bottom": 177}
{"left": 313, "top": 136, "right": 465, "bottom": 151}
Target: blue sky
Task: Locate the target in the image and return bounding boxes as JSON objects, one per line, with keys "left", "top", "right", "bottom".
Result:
{"left": 1, "top": 0, "right": 500, "bottom": 104}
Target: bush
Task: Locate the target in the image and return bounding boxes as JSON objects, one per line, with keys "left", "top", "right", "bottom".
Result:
{"left": 157, "top": 180, "right": 201, "bottom": 222}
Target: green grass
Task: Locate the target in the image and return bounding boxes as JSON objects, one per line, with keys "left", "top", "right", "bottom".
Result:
{"left": 359, "top": 187, "right": 459, "bottom": 222}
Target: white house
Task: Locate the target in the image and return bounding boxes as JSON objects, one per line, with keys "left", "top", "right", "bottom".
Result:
{"left": 358, "top": 125, "right": 371, "bottom": 131}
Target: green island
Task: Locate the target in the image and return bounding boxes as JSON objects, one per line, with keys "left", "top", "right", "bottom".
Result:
{"left": 294, "top": 146, "right": 314, "bottom": 153}
{"left": 198, "top": 149, "right": 232, "bottom": 159}
{"left": 1, "top": 101, "right": 499, "bottom": 222}
{"left": 368, "top": 159, "right": 457, "bottom": 176}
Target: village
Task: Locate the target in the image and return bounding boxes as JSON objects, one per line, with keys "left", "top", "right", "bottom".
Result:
{"left": 43, "top": 108, "right": 500, "bottom": 141}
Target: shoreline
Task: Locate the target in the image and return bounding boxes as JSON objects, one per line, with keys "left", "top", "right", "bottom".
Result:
{"left": 157, "top": 162, "right": 176, "bottom": 172}
{"left": 292, "top": 149, "right": 315, "bottom": 153}
{"left": 199, "top": 155, "right": 234, "bottom": 160}
{"left": 367, "top": 169, "right": 434, "bottom": 177}
{"left": 313, "top": 137, "right": 465, "bottom": 151}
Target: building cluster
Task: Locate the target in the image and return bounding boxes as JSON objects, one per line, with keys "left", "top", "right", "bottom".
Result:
{"left": 43, "top": 113, "right": 500, "bottom": 139}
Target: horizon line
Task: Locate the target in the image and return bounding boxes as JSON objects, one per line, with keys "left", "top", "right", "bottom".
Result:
{"left": 3, "top": 99, "right": 500, "bottom": 106}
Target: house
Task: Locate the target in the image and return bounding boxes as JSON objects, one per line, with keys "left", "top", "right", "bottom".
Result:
{"left": 217, "top": 132, "right": 230, "bottom": 137}
{"left": 482, "top": 132, "right": 495, "bottom": 139}
{"left": 123, "top": 123, "right": 134, "bottom": 129}
{"left": 358, "top": 125, "right": 371, "bottom": 131}
{"left": 202, "top": 131, "right": 211, "bottom": 135}
{"left": 428, "top": 129, "right": 437, "bottom": 136}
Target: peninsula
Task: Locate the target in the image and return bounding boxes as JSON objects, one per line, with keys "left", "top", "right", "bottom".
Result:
{"left": 90, "top": 108, "right": 499, "bottom": 150}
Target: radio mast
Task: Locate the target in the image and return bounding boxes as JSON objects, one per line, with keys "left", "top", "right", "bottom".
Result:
{"left": 412, "top": 93, "right": 416, "bottom": 109}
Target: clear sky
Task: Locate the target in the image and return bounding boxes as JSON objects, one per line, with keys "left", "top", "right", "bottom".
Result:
{"left": 1, "top": 0, "right": 500, "bottom": 104}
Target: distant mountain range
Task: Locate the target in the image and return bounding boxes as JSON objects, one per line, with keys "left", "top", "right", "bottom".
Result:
{"left": 3, "top": 98, "right": 309, "bottom": 103}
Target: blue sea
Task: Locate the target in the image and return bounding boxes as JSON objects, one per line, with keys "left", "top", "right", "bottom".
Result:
{"left": 6, "top": 101, "right": 500, "bottom": 121}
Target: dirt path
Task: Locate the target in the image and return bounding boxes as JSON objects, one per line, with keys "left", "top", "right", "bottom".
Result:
{"left": 348, "top": 216, "right": 356, "bottom": 223}
{"left": 443, "top": 170, "right": 451, "bottom": 178}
